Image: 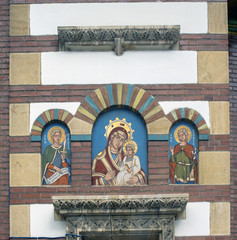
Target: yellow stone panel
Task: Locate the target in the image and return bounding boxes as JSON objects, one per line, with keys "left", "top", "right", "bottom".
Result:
{"left": 77, "top": 106, "right": 96, "bottom": 121}
{"left": 10, "top": 153, "right": 41, "bottom": 187}
{"left": 10, "top": 53, "right": 41, "bottom": 85}
{"left": 208, "top": 2, "right": 228, "bottom": 34}
{"left": 95, "top": 89, "right": 106, "bottom": 109}
{"left": 10, "top": 205, "right": 30, "bottom": 237}
{"left": 117, "top": 83, "right": 123, "bottom": 105}
{"left": 210, "top": 202, "right": 230, "bottom": 235}
{"left": 10, "top": 4, "right": 30, "bottom": 36}
{"left": 147, "top": 117, "right": 171, "bottom": 135}
{"left": 9, "top": 103, "right": 30, "bottom": 136}
{"left": 198, "top": 51, "right": 229, "bottom": 84}
{"left": 209, "top": 101, "right": 229, "bottom": 134}
{"left": 68, "top": 117, "right": 93, "bottom": 135}
{"left": 199, "top": 151, "right": 230, "bottom": 185}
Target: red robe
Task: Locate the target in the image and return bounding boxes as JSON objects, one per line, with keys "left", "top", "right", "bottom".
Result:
{"left": 92, "top": 145, "right": 147, "bottom": 185}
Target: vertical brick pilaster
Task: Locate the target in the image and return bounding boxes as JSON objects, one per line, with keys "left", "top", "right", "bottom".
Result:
{"left": 0, "top": 0, "right": 10, "bottom": 239}
{"left": 229, "top": 35, "right": 237, "bottom": 240}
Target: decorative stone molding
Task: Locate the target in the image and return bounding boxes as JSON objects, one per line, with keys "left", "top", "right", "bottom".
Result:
{"left": 58, "top": 26, "right": 180, "bottom": 56}
{"left": 52, "top": 194, "right": 189, "bottom": 240}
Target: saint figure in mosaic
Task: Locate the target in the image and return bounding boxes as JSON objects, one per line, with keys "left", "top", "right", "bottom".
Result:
{"left": 42, "top": 126, "right": 71, "bottom": 185}
{"left": 117, "top": 140, "right": 142, "bottom": 186}
{"left": 92, "top": 118, "right": 147, "bottom": 186}
{"left": 169, "top": 125, "right": 198, "bottom": 184}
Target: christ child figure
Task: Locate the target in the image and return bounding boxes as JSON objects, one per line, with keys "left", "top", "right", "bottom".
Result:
{"left": 117, "top": 140, "right": 141, "bottom": 186}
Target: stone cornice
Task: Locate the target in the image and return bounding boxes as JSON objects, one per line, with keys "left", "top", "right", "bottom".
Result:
{"left": 52, "top": 194, "right": 188, "bottom": 216}
{"left": 52, "top": 194, "right": 188, "bottom": 240}
{"left": 58, "top": 25, "right": 180, "bottom": 55}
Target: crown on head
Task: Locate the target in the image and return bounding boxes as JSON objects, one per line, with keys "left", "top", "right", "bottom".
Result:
{"left": 104, "top": 118, "right": 134, "bottom": 140}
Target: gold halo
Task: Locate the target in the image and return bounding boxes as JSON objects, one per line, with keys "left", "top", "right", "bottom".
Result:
{"left": 123, "top": 140, "right": 138, "bottom": 155}
{"left": 174, "top": 125, "right": 192, "bottom": 143}
{"left": 104, "top": 118, "right": 134, "bottom": 141}
{"left": 47, "top": 126, "right": 66, "bottom": 144}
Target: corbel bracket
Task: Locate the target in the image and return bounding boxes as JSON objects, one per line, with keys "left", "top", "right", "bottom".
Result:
{"left": 58, "top": 25, "right": 180, "bottom": 56}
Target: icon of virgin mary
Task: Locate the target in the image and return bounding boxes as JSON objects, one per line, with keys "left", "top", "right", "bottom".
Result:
{"left": 92, "top": 118, "right": 147, "bottom": 186}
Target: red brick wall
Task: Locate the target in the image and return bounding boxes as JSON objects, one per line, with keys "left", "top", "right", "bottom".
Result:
{"left": 9, "top": 34, "right": 229, "bottom": 53}
{"left": 229, "top": 35, "right": 237, "bottom": 240}
{"left": 0, "top": 0, "right": 9, "bottom": 239}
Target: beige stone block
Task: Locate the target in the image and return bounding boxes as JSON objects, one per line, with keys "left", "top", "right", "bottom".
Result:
{"left": 208, "top": 3, "right": 228, "bottom": 34}
{"left": 10, "top": 53, "right": 41, "bottom": 85}
{"left": 10, "top": 153, "right": 41, "bottom": 187}
{"left": 9, "top": 104, "right": 30, "bottom": 136}
{"left": 147, "top": 117, "right": 171, "bottom": 135}
{"left": 68, "top": 117, "right": 93, "bottom": 135}
{"left": 199, "top": 151, "right": 230, "bottom": 185}
{"left": 198, "top": 51, "right": 229, "bottom": 84}
{"left": 10, "top": 205, "right": 30, "bottom": 237}
{"left": 209, "top": 101, "right": 229, "bottom": 134}
{"left": 10, "top": 4, "right": 30, "bottom": 36}
{"left": 210, "top": 202, "right": 230, "bottom": 235}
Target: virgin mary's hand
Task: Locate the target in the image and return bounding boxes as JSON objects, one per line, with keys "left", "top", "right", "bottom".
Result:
{"left": 104, "top": 170, "right": 116, "bottom": 181}
{"left": 126, "top": 176, "right": 139, "bottom": 185}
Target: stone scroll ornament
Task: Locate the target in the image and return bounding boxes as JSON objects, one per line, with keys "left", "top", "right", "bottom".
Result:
{"left": 41, "top": 123, "right": 71, "bottom": 185}
{"left": 91, "top": 116, "right": 147, "bottom": 186}
{"left": 58, "top": 26, "right": 180, "bottom": 55}
{"left": 169, "top": 121, "right": 198, "bottom": 184}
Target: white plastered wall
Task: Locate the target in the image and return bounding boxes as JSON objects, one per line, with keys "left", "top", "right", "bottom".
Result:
{"left": 30, "top": 3, "right": 208, "bottom": 35}
{"left": 41, "top": 51, "right": 198, "bottom": 85}
{"left": 30, "top": 202, "right": 210, "bottom": 237}
{"left": 30, "top": 2, "right": 206, "bottom": 86}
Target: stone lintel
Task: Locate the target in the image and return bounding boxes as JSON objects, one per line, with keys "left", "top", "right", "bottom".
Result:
{"left": 52, "top": 194, "right": 189, "bottom": 216}
{"left": 58, "top": 25, "right": 180, "bottom": 56}
{"left": 52, "top": 194, "right": 188, "bottom": 240}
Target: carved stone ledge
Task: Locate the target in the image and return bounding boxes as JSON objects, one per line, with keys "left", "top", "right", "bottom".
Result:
{"left": 58, "top": 26, "right": 180, "bottom": 56}
{"left": 52, "top": 194, "right": 188, "bottom": 240}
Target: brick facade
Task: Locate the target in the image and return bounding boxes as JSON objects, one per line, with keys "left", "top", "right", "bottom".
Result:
{"left": 0, "top": 0, "right": 233, "bottom": 239}
{"left": 0, "top": 0, "right": 10, "bottom": 238}
{"left": 229, "top": 35, "right": 237, "bottom": 240}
